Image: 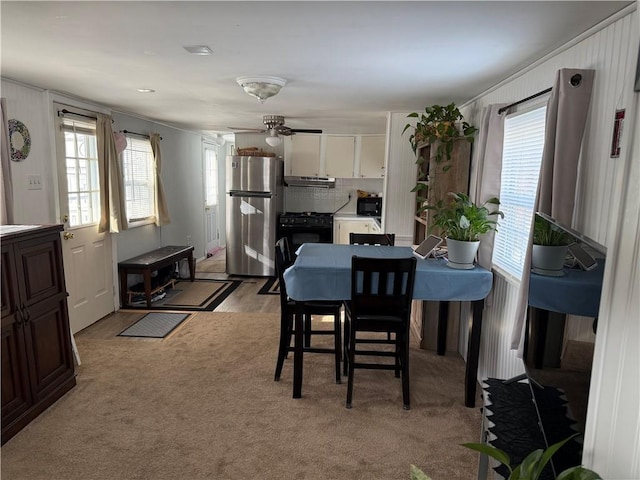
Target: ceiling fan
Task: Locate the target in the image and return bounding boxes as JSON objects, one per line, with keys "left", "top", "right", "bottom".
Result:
{"left": 229, "top": 115, "right": 322, "bottom": 146}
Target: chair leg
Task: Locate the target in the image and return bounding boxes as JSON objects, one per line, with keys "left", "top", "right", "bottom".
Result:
{"left": 346, "top": 325, "right": 356, "bottom": 408}
{"left": 394, "top": 334, "right": 401, "bottom": 378}
{"left": 343, "top": 315, "right": 350, "bottom": 376}
{"left": 304, "top": 314, "right": 311, "bottom": 348}
{"left": 274, "top": 312, "right": 293, "bottom": 381}
{"left": 401, "top": 331, "right": 410, "bottom": 410}
{"left": 334, "top": 312, "right": 342, "bottom": 384}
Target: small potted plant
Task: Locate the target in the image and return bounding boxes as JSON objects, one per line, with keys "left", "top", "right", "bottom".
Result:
{"left": 402, "top": 102, "right": 478, "bottom": 165}
{"left": 531, "top": 214, "right": 573, "bottom": 276}
{"left": 426, "top": 192, "right": 503, "bottom": 269}
{"left": 410, "top": 433, "right": 601, "bottom": 479}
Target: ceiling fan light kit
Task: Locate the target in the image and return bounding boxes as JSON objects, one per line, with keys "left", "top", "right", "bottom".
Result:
{"left": 236, "top": 76, "right": 287, "bottom": 103}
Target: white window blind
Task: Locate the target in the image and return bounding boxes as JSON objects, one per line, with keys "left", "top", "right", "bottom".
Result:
{"left": 122, "top": 136, "right": 156, "bottom": 224}
{"left": 62, "top": 117, "right": 100, "bottom": 227}
{"left": 492, "top": 106, "right": 547, "bottom": 280}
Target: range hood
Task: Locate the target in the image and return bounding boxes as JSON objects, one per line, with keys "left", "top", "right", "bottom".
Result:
{"left": 284, "top": 176, "right": 336, "bottom": 188}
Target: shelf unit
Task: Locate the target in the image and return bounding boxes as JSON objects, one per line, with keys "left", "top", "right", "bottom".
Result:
{"left": 410, "top": 139, "right": 472, "bottom": 351}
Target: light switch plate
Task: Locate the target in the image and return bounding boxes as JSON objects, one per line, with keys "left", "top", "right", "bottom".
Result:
{"left": 27, "top": 175, "right": 43, "bottom": 190}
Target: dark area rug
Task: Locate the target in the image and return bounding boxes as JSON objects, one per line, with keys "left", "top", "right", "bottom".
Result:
{"left": 118, "top": 313, "right": 190, "bottom": 338}
{"left": 125, "top": 279, "right": 242, "bottom": 311}
{"left": 257, "top": 277, "right": 279, "bottom": 295}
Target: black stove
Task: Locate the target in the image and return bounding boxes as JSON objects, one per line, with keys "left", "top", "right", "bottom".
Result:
{"left": 278, "top": 212, "right": 333, "bottom": 251}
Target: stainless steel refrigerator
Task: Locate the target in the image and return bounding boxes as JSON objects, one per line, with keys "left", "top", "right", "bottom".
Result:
{"left": 226, "top": 155, "right": 283, "bottom": 276}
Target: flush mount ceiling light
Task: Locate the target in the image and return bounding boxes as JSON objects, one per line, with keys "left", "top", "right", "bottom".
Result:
{"left": 236, "top": 76, "right": 287, "bottom": 103}
{"left": 137, "top": 88, "right": 155, "bottom": 93}
{"left": 184, "top": 45, "right": 213, "bottom": 55}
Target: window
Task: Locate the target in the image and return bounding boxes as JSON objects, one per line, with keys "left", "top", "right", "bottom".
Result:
{"left": 62, "top": 117, "right": 100, "bottom": 227}
{"left": 492, "top": 105, "right": 547, "bottom": 280}
{"left": 204, "top": 146, "right": 218, "bottom": 207}
{"left": 122, "top": 136, "right": 156, "bottom": 225}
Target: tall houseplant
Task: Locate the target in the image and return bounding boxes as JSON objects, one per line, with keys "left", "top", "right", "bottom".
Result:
{"left": 426, "top": 192, "right": 502, "bottom": 269}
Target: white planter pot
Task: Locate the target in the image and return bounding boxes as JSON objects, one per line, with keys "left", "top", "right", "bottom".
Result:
{"left": 531, "top": 244, "right": 570, "bottom": 276}
{"left": 446, "top": 238, "right": 480, "bottom": 269}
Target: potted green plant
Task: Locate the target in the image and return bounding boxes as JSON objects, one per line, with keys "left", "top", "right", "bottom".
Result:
{"left": 402, "top": 102, "right": 478, "bottom": 165}
{"left": 426, "top": 192, "right": 503, "bottom": 269}
{"left": 410, "top": 434, "right": 601, "bottom": 479}
{"left": 531, "top": 214, "right": 573, "bottom": 276}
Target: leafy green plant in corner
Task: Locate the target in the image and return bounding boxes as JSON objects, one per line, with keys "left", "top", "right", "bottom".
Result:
{"left": 426, "top": 192, "right": 503, "bottom": 241}
{"left": 410, "top": 434, "right": 601, "bottom": 480}
{"left": 533, "top": 215, "right": 572, "bottom": 246}
{"left": 402, "top": 102, "right": 478, "bottom": 166}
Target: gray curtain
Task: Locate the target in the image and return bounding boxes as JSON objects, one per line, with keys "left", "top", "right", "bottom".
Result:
{"left": 470, "top": 104, "right": 508, "bottom": 271}
{"left": 97, "top": 113, "right": 127, "bottom": 233}
{"left": 1, "top": 98, "right": 14, "bottom": 224}
{"left": 511, "top": 68, "right": 596, "bottom": 351}
{"left": 150, "top": 133, "right": 170, "bottom": 226}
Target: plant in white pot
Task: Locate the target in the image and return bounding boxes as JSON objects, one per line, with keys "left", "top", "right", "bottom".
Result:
{"left": 426, "top": 192, "right": 503, "bottom": 269}
{"left": 531, "top": 214, "right": 573, "bottom": 276}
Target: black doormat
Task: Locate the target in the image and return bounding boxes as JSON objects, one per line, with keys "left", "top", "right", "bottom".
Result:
{"left": 258, "top": 277, "right": 280, "bottom": 295}
{"left": 124, "top": 279, "right": 242, "bottom": 311}
{"left": 118, "top": 312, "right": 190, "bottom": 338}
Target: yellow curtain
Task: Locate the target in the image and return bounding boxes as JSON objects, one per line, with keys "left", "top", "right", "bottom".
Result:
{"left": 96, "top": 113, "right": 127, "bottom": 232}
{"left": 150, "top": 133, "right": 170, "bottom": 226}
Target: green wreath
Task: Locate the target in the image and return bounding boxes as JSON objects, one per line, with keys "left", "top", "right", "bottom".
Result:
{"left": 8, "top": 119, "right": 31, "bottom": 162}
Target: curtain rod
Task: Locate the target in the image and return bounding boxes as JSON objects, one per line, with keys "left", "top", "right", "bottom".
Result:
{"left": 122, "top": 129, "right": 162, "bottom": 140}
{"left": 58, "top": 108, "right": 96, "bottom": 120}
{"left": 498, "top": 87, "right": 552, "bottom": 115}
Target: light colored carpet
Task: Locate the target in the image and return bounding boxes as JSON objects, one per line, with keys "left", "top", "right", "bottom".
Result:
{"left": 197, "top": 248, "right": 226, "bottom": 273}
{"left": 0, "top": 312, "right": 482, "bottom": 480}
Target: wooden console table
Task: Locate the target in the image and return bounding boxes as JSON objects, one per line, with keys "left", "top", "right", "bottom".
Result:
{"left": 118, "top": 245, "right": 195, "bottom": 308}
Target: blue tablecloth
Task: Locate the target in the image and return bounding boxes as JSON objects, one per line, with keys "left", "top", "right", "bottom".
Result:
{"left": 528, "top": 260, "right": 605, "bottom": 317}
{"left": 284, "top": 243, "right": 493, "bottom": 302}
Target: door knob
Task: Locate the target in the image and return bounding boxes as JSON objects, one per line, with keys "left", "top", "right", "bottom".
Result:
{"left": 63, "top": 232, "right": 75, "bottom": 240}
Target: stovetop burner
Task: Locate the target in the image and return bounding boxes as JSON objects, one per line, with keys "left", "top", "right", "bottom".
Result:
{"left": 279, "top": 212, "right": 333, "bottom": 226}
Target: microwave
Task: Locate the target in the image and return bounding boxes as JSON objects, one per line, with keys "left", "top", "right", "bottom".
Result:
{"left": 357, "top": 197, "right": 382, "bottom": 217}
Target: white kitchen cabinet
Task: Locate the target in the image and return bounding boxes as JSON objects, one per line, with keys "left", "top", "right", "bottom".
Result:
{"left": 325, "top": 136, "right": 355, "bottom": 178}
{"left": 334, "top": 217, "right": 382, "bottom": 244}
{"left": 288, "top": 135, "right": 321, "bottom": 176}
{"left": 359, "top": 135, "right": 386, "bottom": 178}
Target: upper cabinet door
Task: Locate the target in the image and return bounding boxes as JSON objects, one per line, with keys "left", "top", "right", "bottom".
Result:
{"left": 289, "top": 135, "right": 321, "bottom": 176}
{"left": 359, "top": 136, "right": 386, "bottom": 178}
{"left": 325, "top": 136, "right": 355, "bottom": 178}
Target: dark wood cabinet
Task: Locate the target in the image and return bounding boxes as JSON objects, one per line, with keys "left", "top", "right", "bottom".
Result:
{"left": 1, "top": 225, "right": 76, "bottom": 445}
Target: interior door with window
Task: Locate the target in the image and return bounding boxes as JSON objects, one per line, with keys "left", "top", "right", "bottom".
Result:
{"left": 55, "top": 107, "right": 114, "bottom": 334}
{"left": 203, "top": 143, "right": 220, "bottom": 256}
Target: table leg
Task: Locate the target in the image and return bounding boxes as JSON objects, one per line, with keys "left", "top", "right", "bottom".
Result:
{"left": 437, "top": 301, "right": 449, "bottom": 355}
{"left": 143, "top": 270, "right": 152, "bottom": 308}
{"left": 293, "top": 311, "right": 303, "bottom": 398}
{"left": 188, "top": 250, "right": 195, "bottom": 282}
{"left": 465, "top": 300, "right": 484, "bottom": 408}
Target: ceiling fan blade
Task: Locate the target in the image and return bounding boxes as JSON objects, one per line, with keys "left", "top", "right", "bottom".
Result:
{"left": 228, "top": 126, "right": 266, "bottom": 133}
{"left": 290, "top": 129, "right": 323, "bottom": 134}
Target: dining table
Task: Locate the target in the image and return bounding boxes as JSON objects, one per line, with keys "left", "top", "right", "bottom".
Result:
{"left": 283, "top": 243, "right": 494, "bottom": 407}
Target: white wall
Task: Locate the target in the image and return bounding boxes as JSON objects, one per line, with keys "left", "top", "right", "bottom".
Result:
{"left": 458, "top": 6, "right": 639, "bottom": 478}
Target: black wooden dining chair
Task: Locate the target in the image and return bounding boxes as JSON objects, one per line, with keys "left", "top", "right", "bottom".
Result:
{"left": 349, "top": 232, "right": 395, "bottom": 246}
{"left": 273, "top": 237, "right": 343, "bottom": 385}
{"left": 344, "top": 255, "right": 417, "bottom": 409}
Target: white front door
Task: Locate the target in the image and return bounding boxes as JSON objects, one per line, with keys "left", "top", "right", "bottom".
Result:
{"left": 55, "top": 106, "right": 114, "bottom": 333}
{"left": 203, "top": 143, "right": 220, "bottom": 255}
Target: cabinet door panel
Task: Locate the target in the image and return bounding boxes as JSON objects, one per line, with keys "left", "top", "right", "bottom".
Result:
{"left": 360, "top": 136, "right": 386, "bottom": 178}
{"left": 15, "top": 235, "right": 65, "bottom": 308}
{"left": 290, "top": 135, "right": 321, "bottom": 176}
{"left": 325, "top": 136, "right": 355, "bottom": 178}
{"left": 23, "top": 296, "right": 74, "bottom": 403}
{"left": 1, "top": 324, "right": 32, "bottom": 427}
{"left": 1, "top": 246, "right": 17, "bottom": 320}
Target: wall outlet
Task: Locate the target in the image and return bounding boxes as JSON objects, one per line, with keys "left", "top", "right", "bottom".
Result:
{"left": 186, "top": 235, "right": 192, "bottom": 245}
